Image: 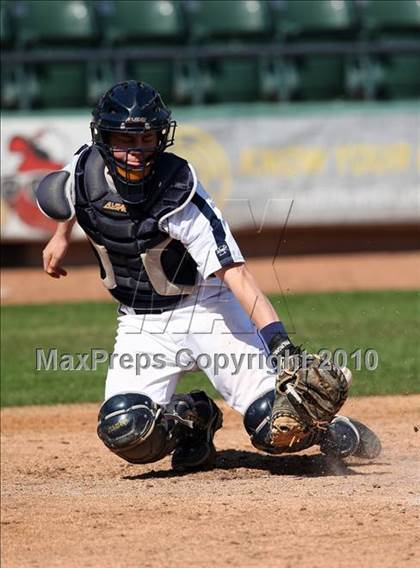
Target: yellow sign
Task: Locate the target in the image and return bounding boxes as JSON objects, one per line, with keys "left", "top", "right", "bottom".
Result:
{"left": 172, "top": 125, "right": 232, "bottom": 207}
{"left": 239, "top": 142, "right": 415, "bottom": 178}
{"left": 335, "top": 142, "right": 411, "bottom": 175}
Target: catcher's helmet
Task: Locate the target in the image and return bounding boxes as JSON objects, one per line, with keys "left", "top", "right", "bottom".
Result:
{"left": 91, "top": 80, "right": 176, "bottom": 204}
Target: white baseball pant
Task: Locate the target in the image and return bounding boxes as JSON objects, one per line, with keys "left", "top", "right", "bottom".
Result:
{"left": 105, "top": 283, "right": 276, "bottom": 415}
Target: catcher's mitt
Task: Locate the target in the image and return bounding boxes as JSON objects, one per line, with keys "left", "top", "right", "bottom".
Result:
{"left": 270, "top": 354, "right": 351, "bottom": 452}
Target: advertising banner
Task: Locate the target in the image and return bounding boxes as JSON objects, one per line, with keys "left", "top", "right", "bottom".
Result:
{"left": 1, "top": 106, "right": 419, "bottom": 240}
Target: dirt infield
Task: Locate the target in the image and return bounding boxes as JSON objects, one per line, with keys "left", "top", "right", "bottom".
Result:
{"left": 2, "top": 253, "right": 419, "bottom": 566}
{"left": 2, "top": 251, "right": 420, "bottom": 305}
{"left": 2, "top": 395, "right": 419, "bottom": 568}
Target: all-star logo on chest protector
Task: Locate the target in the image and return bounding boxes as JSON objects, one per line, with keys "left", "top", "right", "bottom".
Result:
{"left": 103, "top": 201, "right": 127, "bottom": 213}
{"left": 74, "top": 146, "right": 198, "bottom": 312}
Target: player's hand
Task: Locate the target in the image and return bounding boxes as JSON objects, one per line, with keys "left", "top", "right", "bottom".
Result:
{"left": 42, "top": 233, "right": 70, "bottom": 278}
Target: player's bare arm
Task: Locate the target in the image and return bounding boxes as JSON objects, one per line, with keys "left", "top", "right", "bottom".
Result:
{"left": 42, "top": 218, "right": 76, "bottom": 278}
{"left": 215, "top": 263, "right": 278, "bottom": 330}
{"left": 216, "top": 262, "right": 296, "bottom": 359}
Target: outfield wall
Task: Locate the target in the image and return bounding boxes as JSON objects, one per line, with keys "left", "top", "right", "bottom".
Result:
{"left": 1, "top": 102, "right": 419, "bottom": 258}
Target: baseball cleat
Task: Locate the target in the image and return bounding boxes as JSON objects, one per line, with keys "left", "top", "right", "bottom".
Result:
{"left": 345, "top": 417, "right": 382, "bottom": 459}
{"left": 171, "top": 399, "right": 223, "bottom": 471}
{"left": 319, "top": 415, "right": 360, "bottom": 458}
{"left": 320, "top": 416, "right": 382, "bottom": 459}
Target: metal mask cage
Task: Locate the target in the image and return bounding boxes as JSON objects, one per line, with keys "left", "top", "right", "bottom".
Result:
{"left": 90, "top": 120, "right": 177, "bottom": 188}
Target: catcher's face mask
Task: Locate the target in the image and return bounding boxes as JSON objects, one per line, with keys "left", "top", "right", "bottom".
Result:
{"left": 92, "top": 121, "right": 176, "bottom": 204}
{"left": 108, "top": 130, "right": 159, "bottom": 183}
{"left": 90, "top": 79, "right": 176, "bottom": 205}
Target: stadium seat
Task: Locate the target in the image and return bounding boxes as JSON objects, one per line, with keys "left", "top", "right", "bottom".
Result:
{"left": 1, "top": 3, "right": 16, "bottom": 108}
{"left": 258, "top": 57, "right": 299, "bottom": 101}
{"left": 14, "top": 0, "right": 98, "bottom": 46}
{"left": 1, "top": 2, "right": 13, "bottom": 48}
{"left": 1, "top": 63, "right": 40, "bottom": 110}
{"left": 12, "top": 0, "right": 99, "bottom": 108}
{"left": 189, "top": 0, "right": 271, "bottom": 40}
{"left": 96, "top": 0, "right": 186, "bottom": 103}
{"left": 187, "top": 0, "right": 272, "bottom": 103}
{"left": 97, "top": 0, "right": 185, "bottom": 44}
{"left": 357, "top": 0, "right": 420, "bottom": 98}
{"left": 271, "top": 0, "right": 359, "bottom": 100}
{"left": 361, "top": 0, "right": 420, "bottom": 31}
{"left": 272, "top": 0, "right": 358, "bottom": 37}
{"left": 30, "top": 61, "right": 112, "bottom": 109}
{"left": 1, "top": 67, "right": 20, "bottom": 110}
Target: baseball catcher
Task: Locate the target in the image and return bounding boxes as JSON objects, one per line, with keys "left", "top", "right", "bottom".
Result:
{"left": 36, "top": 80, "right": 381, "bottom": 471}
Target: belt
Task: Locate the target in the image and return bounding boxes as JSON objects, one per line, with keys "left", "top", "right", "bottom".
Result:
{"left": 118, "top": 305, "right": 176, "bottom": 316}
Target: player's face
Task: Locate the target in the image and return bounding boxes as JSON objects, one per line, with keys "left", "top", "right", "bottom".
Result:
{"left": 108, "top": 131, "right": 158, "bottom": 181}
{"left": 109, "top": 131, "right": 158, "bottom": 164}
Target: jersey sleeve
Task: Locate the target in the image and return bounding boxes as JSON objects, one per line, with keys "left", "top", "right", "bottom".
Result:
{"left": 161, "top": 181, "right": 244, "bottom": 279}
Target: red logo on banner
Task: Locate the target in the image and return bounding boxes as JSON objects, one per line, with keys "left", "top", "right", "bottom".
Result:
{"left": 6, "top": 133, "right": 65, "bottom": 233}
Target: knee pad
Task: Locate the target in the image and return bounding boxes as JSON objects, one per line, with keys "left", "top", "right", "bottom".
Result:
{"left": 97, "top": 393, "right": 177, "bottom": 464}
{"left": 244, "top": 390, "right": 277, "bottom": 454}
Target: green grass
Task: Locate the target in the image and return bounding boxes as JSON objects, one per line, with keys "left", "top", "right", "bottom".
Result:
{"left": 1, "top": 290, "right": 419, "bottom": 407}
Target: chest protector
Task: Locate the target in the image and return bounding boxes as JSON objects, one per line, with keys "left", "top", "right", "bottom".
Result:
{"left": 74, "top": 146, "right": 198, "bottom": 312}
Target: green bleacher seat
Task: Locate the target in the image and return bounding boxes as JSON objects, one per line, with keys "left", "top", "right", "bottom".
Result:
{"left": 358, "top": 0, "right": 420, "bottom": 98}
{"left": 379, "top": 55, "right": 420, "bottom": 98}
{"left": 13, "top": 0, "right": 98, "bottom": 108}
{"left": 361, "top": 0, "right": 420, "bottom": 32}
{"left": 273, "top": 0, "right": 357, "bottom": 37}
{"left": 96, "top": 0, "right": 185, "bottom": 103}
{"left": 188, "top": 0, "right": 272, "bottom": 103}
{"left": 1, "top": 1, "right": 13, "bottom": 48}
{"left": 189, "top": 0, "right": 271, "bottom": 40}
{"left": 272, "top": 0, "right": 358, "bottom": 100}
{"left": 1, "top": 3, "right": 15, "bottom": 108}
{"left": 15, "top": 0, "right": 98, "bottom": 45}
{"left": 1, "top": 66, "right": 19, "bottom": 109}
{"left": 32, "top": 62, "right": 87, "bottom": 108}
{"left": 259, "top": 58, "right": 299, "bottom": 101}
{"left": 97, "top": 0, "right": 185, "bottom": 44}
{"left": 1, "top": 63, "right": 39, "bottom": 109}
{"left": 87, "top": 61, "right": 116, "bottom": 106}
